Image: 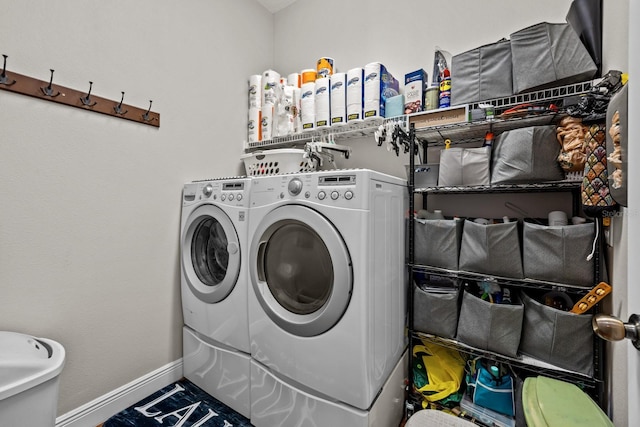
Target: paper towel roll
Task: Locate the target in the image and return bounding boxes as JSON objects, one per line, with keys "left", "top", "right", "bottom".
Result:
{"left": 287, "top": 73, "right": 301, "bottom": 88}
{"left": 262, "top": 69, "right": 281, "bottom": 106}
{"left": 248, "top": 106, "right": 262, "bottom": 143}
{"left": 330, "top": 73, "right": 346, "bottom": 126}
{"left": 261, "top": 104, "right": 274, "bottom": 141}
{"left": 347, "top": 67, "right": 364, "bottom": 122}
{"left": 300, "top": 82, "right": 315, "bottom": 130}
{"left": 315, "top": 77, "right": 330, "bottom": 129}
{"left": 249, "top": 75, "right": 262, "bottom": 109}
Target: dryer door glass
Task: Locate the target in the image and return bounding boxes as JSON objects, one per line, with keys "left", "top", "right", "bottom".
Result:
{"left": 263, "top": 221, "right": 332, "bottom": 315}
{"left": 191, "top": 217, "right": 229, "bottom": 286}
{"left": 250, "top": 205, "right": 352, "bottom": 337}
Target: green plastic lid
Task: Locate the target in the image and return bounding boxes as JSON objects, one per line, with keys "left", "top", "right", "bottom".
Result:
{"left": 523, "top": 376, "right": 614, "bottom": 427}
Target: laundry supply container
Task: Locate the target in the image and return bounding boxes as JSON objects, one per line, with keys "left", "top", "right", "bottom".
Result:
{"left": 0, "top": 331, "right": 66, "bottom": 427}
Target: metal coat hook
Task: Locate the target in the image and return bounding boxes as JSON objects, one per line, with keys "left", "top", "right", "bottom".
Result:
{"left": 114, "top": 91, "right": 128, "bottom": 115}
{"left": 142, "top": 100, "right": 156, "bottom": 122}
{"left": 0, "top": 54, "right": 16, "bottom": 86}
{"left": 40, "top": 69, "right": 60, "bottom": 97}
{"left": 80, "top": 81, "right": 97, "bottom": 107}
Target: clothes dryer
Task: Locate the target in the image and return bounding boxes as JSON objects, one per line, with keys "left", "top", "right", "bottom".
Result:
{"left": 247, "top": 169, "right": 407, "bottom": 423}
{"left": 180, "top": 178, "right": 251, "bottom": 418}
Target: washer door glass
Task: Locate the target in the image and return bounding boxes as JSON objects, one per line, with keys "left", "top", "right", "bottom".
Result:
{"left": 251, "top": 205, "right": 352, "bottom": 337}
{"left": 182, "top": 204, "right": 240, "bottom": 303}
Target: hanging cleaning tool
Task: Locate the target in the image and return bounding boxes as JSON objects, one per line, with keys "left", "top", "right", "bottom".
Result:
{"left": 570, "top": 282, "right": 612, "bottom": 314}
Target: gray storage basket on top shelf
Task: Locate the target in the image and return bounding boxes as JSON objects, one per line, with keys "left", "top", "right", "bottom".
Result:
{"left": 523, "top": 221, "right": 595, "bottom": 287}
{"left": 414, "top": 218, "right": 464, "bottom": 271}
{"left": 456, "top": 290, "right": 524, "bottom": 357}
{"left": 510, "top": 22, "right": 598, "bottom": 93}
{"left": 490, "top": 125, "right": 565, "bottom": 185}
{"left": 459, "top": 219, "right": 524, "bottom": 279}
{"left": 413, "top": 281, "right": 461, "bottom": 339}
{"left": 519, "top": 292, "right": 594, "bottom": 376}
{"left": 451, "top": 38, "right": 513, "bottom": 106}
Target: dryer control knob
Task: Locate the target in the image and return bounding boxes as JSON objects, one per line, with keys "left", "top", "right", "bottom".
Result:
{"left": 228, "top": 242, "right": 239, "bottom": 254}
{"left": 331, "top": 190, "right": 340, "bottom": 200}
{"left": 288, "top": 178, "right": 303, "bottom": 196}
{"left": 344, "top": 190, "right": 354, "bottom": 200}
{"left": 318, "top": 191, "right": 326, "bottom": 200}
{"left": 202, "top": 184, "right": 214, "bottom": 198}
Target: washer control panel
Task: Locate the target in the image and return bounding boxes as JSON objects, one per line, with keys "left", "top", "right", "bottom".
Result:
{"left": 183, "top": 179, "right": 250, "bottom": 207}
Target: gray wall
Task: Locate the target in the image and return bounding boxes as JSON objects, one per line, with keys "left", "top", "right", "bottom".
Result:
{"left": 0, "top": 0, "right": 273, "bottom": 415}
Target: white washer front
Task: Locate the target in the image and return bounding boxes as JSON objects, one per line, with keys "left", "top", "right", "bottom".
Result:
{"left": 248, "top": 169, "right": 407, "bottom": 413}
{"left": 180, "top": 178, "right": 251, "bottom": 418}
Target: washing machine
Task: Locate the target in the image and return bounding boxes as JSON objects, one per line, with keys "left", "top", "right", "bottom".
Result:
{"left": 180, "top": 177, "right": 251, "bottom": 418}
{"left": 247, "top": 169, "right": 408, "bottom": 425}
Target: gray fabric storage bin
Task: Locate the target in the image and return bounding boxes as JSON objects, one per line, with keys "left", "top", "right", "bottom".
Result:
{"left": 510, "top": 22, "right": 598, "bottom": 93}
{"left": 413, "top": 282, "right": 461, "bottom": 339}
{"left": 439, "top": 146, "right": 491, "bottom": 187}
{"left": 451, "top": 39, "right": 513, "bottom": 106}
{"left": 523, "top": 221, "right": 595, "bottom": 286}
{"left": 459, "top": 220, "right": 523, "bottom": 279}
{"left": 414, "top": 218, "right": 464, "bottom": 270}
{"left": 519, "top": 293, "right": 594, "bottom": 376}
{"left": 456, "top": 290, "right": 524, "bottom": 357}
{"left": 491, "top": 125, "right": 565, "bottom": 184}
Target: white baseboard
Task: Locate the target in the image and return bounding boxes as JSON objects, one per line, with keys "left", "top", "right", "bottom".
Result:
{"left": 55, "top": 359, "right": 183, "bottom": 427}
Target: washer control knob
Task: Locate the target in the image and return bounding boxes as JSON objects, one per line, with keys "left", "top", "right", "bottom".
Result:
{"left": 202, "top": 184, "right": 213, "bottom": 198}
{"left": 237, "top": 194, "right": 243, "bottom": 201}
{"left": 344, "top": 190, "right": 354, "bottom": 200}
{"left": 221, "top": 194, "right": 226, "bottom": 201}
{"left": 318, "top": 191, "right": 326, "bottom": 200}
{"left": 228, "top": 194, "right": 235, "bottom": 201}
{"left": 288, "top": 178, "right": 303, "bottom": 196}
{"left": 331, "top": 191, "right": 340, "bottom": 200}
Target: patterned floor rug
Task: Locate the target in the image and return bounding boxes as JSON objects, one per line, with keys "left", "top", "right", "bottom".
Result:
{"left": 99, "top": 378, "right": 252, "bottom": 427}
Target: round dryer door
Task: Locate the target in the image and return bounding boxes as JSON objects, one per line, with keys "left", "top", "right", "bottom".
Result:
{"left": 250, "top": 205, "right": 352, "bottom": 337}
{"left": 182, "top": 204, "right": 241, "bottom": 303}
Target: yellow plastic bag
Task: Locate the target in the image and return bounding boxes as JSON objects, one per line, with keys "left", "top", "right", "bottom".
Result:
{"left": 412, "top": 340, "right": 466, "bottom": 404}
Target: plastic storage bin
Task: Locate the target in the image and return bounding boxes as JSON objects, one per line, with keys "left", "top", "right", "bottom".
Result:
{"left": 0, "top": 331, "right": 66, "bottom": 427}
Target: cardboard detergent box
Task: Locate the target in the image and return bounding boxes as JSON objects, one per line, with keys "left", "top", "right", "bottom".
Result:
{"left": 364, "top": 62, "right": 399, "bottom": 119}
{"left": 404, "top": 69, "right": 429, "bottom": 114}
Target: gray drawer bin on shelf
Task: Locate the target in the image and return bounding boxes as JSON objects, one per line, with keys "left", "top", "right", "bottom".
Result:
{"left": 451, "top": 38, "right": 513, "bottom": 106}
{"left": 459, "top": 220, "right": 523, "bottom": 279}
{"left": 519, "top": 293, "right": 594, "bottom": 376}
{"left": 523, "top": 221, "right": 595, "bottom": 286}
{"left": 490, "top": 125, "right": 565, "bottom": 185}
{"left": 414, "top": 218, "right": 464, "bottom": 270}
{"left": 413, "top": 282, "right": 460, "bottom": 339}
{"left": 456, "top": 290, "right": 524, "bottom": 357}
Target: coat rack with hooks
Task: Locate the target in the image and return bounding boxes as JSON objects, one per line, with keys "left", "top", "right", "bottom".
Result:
{"left": 0, "top": 55, "right": 160, "bottom": 127}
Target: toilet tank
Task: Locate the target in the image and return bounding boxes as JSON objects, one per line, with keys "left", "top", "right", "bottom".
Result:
{"left": 0, "top": 331, "right": 66, "bottom": 427}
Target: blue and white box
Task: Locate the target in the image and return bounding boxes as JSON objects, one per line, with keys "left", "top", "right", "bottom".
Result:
{"left": 404, "top": 69, "right": 429, "bottom": 114}
{"left": 364, "top": 62, "right": 399, "bottom": 119}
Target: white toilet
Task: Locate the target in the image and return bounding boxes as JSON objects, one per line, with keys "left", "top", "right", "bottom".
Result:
{"left": 0, "top": 331, "right": 66, "bottom": 427}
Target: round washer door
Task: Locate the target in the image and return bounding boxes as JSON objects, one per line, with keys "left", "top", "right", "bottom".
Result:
{"left": 250, "top": 205, "right": 352, "bottom": 337}
{"left": 182, "top": 204, "right": 241, "bottom": 303}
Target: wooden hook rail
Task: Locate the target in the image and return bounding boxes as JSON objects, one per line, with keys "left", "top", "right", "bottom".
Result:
{"left": 0, "top": 57, "right": 160, "bottom": 127}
